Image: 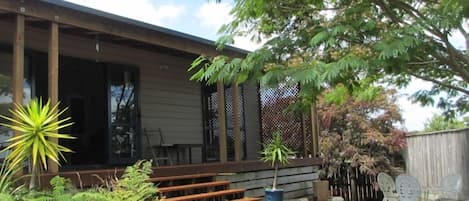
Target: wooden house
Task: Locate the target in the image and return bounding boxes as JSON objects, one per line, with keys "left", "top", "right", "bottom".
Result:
{"left": 0, "top": 0, "right": 320, "bottom": 199}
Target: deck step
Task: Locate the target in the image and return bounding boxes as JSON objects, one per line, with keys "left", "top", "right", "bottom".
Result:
{"left": 159, "top": 180, "right": 230, "bottom": 193}
{"left": 148, "top": 173, "right": 217, "bottom": 183}
{"left": 232, "top": 197, "right": 262, "bottom": 201}
{"left": 163, "top": 188, "right": 245, "bottom": 201}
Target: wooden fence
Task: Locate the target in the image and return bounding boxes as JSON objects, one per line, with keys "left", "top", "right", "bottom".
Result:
{"left": 329, "top": 165, "right": 382, "bottom": 201}
{"left": 405, "top": 128, "right": 469, "bottom": 198}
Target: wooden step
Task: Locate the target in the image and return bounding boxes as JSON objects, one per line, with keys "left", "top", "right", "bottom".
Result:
{"left": 148, "top": 173, "right": 217, "bottom": 183}
{"left": 163, "top": 188, "right": 245, "bottom": 201}
{"left": 159, "top": 180, "right": 230, "bottom": 193}
{"left": 232, "top": 197, "right": 262, "bottom": 201}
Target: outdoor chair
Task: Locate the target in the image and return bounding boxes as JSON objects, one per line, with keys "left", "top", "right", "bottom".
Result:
{"left": 377, "top": 172, "right": 399, "bottom": 201}
{"left": 143, "top": 128, "right": 174, "bottom": 166}
{"left": 396, "top": 174, "right": 422, "bottom": 201}
{"left": 428, "top": 174, "right": 463, "bottom": 201}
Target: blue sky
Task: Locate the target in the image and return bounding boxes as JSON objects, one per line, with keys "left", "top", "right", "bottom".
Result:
{"left": 65, "top": 0, "right": 444, "bottom": 131}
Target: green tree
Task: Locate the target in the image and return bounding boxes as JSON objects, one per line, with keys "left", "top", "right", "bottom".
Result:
{"left": 190, "top": 0, "right": 468, "bottom": 116}
{"left": 423, "top": 114, "right": 467, "bottom": 132}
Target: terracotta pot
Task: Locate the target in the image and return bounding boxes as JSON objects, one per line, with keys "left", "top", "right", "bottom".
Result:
{"left": 313, "top": 180, "right": 330, "bottom": 201}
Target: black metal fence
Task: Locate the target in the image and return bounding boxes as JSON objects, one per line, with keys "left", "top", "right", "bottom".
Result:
{"left": 328, "top": 165, "right": 383, "bottom": 201}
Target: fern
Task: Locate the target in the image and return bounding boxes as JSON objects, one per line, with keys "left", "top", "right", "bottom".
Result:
{"left": 72, "top": 190, "right": 112, "bottom": 201}
{"left": 1, "top": 161, "right": 159, "bottom": 201}
{"left": 109, "top": 160, "right": 158, "bottom": 201}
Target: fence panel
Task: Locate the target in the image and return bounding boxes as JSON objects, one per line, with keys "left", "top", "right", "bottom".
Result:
{"left": 329, "top": 165, "right": 382, "bottom": 201}
{"left": 405, "top": 128, "right": 469, "bottom": 197}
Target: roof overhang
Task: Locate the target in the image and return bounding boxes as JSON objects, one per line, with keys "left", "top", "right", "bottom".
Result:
{"left": 0, "top": 0, "right": 249, "bottom": 58}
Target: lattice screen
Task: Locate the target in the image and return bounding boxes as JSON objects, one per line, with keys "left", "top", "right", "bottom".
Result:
{"left": 259, "top": 84, "right": 312, "bottom": 156}
{"left": 203, "top": 84, "right": 246, "bottom": 161}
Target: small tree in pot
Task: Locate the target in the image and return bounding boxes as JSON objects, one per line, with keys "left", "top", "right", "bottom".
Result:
{"left": 260, "top": 131, "right": 296, "bottom": 201}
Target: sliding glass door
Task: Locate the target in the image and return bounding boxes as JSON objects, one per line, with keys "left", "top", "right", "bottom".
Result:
{"left": 108, "top": 65, "right": 140, "bottom": 164}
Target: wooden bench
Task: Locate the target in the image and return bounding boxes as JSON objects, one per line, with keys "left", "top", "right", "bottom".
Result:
{"left": 159, "top": 180, "right": 230, "bottom": 194}
{"left": 163, "top": 188, "right": 245, "bottom": 201}
{"left": 147, "top": 173, "right": 217, "bottom": 183}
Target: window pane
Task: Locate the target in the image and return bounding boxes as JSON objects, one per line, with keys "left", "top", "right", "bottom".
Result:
{"left": 0, "top": 52, "right": 31, "bottom": 159}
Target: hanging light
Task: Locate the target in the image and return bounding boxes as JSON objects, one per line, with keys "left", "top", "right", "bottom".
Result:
{"left": 95, "top": 34, "right": 100, "bottom": 53}
{"left": 124, "top": 71, "right": 131, "bottom": 87}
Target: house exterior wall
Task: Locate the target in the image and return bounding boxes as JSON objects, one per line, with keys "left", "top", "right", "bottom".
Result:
{"left": 0, "top": 21, "right": 260, "bottom": 164}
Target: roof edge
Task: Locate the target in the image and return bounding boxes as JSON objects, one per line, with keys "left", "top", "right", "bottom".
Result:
{"left": 41, "top": 0, "right": 250, "bottom": 55}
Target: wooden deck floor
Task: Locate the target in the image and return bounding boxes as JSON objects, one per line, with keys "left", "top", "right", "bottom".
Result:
{"left": 40, "top": 158, "right": 321, "bottom": 187}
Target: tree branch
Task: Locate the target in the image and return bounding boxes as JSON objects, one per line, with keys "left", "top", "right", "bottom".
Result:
{"left": 373, "top": 0, "right": 403, "bottom": 24}
{"left": 408, "top": 72, "right": 469, "bottom": 95}
{"left": 390, "top": 0, "right": 445, "bottom": 38}
{"left": 458, "top": 24, "right": 469, "bottom": 50}
{"left": 407, "top": 60, "right": 438, "bottom": 65}
{"left": 441, "top": 37, "right": 469, "bottom": 82}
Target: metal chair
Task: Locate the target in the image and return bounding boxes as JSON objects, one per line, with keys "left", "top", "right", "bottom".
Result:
{"left": 143, "top": 128, "right": 174, "bottom": 166}
{"left": 396, "top": 174, "right": 422, "bottom": 201}
{"left": 427, "top": 174, "right": 463, "bottom": 201}
{"left": 378, "top": 172, "right": 399, "bottom": 201}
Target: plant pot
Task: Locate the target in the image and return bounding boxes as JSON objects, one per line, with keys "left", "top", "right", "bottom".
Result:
{"left": 313, "top": 180, "right": 330, "bottom": 201}
{"left": 265, "top": 189, "right": 284, "bottom": 201}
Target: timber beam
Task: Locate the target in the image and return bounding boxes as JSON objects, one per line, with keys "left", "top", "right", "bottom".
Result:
{"left": 0, "top": 0, "right": 246, "bottom": 58}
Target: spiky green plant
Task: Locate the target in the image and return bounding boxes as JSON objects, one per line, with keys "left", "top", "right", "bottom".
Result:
{"left": 0, "top": 161, "right": 24, "bottom": 195}
{"left": 260, "top": 131, "right": 295, "bottom": 190}
{"left": 0, "top": 98, "right": 75, "bottom": 189}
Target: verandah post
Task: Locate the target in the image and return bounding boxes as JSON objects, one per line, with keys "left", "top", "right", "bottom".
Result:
{"left": 48, "top": 21, "right": 59, "bottom": 173}
{"left": 12, "top": 14, "right": 24, "bottom": 174}
{"left": 310, "top": 101, "right": 319, "bottom": 157}
{"left": 232, "top": 82, "right": 241, "bottom": 162}
{"left": 217, "top": 81, "right": 228, "bottom": 162}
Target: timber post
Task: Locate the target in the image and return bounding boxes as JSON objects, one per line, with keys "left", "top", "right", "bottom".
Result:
{"left": 310, "top": 101, "right": 319, "bottom": 157}
{"left": 12, "top": 14, "right": 25, "bottom": 174}
{"left": 217, "top": 81, "right": 228, "bottom": 162}
{"left": 232, "top": 82, "right": 241, "bottom": 161}
{"left": 48, "top": 22, "right": 59, "bottom": 173}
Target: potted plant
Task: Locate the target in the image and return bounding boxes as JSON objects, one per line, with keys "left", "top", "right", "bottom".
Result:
{"left": 260, "top": 131, "right": 295, "bottom": 201}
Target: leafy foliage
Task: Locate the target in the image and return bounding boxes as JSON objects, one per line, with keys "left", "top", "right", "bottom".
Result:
{"left": 190, "top": 0, "right": 469, "bottom": 116}
{"left": 260, "top": 131, "right": 295, "bottom": 189}
{"left": 423, "top": 114, "right": 468, "bottom": 132}
{"left": 0, "top": 160, "right": 159, "bottom": 201}
{"left": 318, "top": 87, "right": 406, "bottom": 178}
{"left": 105, "top": 160, "right": 157, "bottom": 201}
{"left": 0, "top": 162, "right": 24, "bottom": 195}
{"left": 260, "top": 131, "right": 296, "bottom": 167}
{"left": 0, "top": 98, "right": 74, "bottom": 189}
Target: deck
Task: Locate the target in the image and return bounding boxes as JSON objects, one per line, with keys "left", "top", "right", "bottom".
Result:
{"left": 40, "top": 158, "right": 321, "bottom": 188}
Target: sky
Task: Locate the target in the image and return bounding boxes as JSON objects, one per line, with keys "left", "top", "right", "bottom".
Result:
{"left": 65, "top": 0, "right": 445, "bottom": 131}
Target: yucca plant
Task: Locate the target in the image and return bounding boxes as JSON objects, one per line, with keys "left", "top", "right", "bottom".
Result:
{"left": 0, "top": 98, "right": 75, "bottom": 189}
{"left": 260, "top": 131, "right": 295, "bottom": 190}
{"left": 0, "top": 161, "right": 24, "bottom": 192}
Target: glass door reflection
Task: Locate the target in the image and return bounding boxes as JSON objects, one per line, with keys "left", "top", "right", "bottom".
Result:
{"left": 108, "top": 66, "right": 139, "bottom": 164}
